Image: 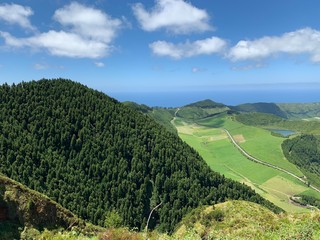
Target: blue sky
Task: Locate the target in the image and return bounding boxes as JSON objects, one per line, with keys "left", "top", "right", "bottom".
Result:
{"left": 1, "top": 0, "right": 320, "bottom": 106}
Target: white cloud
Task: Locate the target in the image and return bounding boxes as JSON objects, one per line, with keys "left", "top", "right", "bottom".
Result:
{"left": 228, "top": 28, "right": 320, "bottom": 62}
{"left": 54, "top": 2, "right": 121, "bottom": 43}
{"left": 0, "top": 3, "right": 35, "bottom": 30}
{"left": 0, "top": 30, "right": 109, "bottom": 58}
{"left": 132, "top": 0, "right": 212, "bottom": 34}
{"left": 149, "top": 37, "right": 227, "bottom": 59}
{"left": 95, "top": 62, "right": 105, "bottom": 67}
{"left": 34, "top": 63, "right": 48, "bottom": 70}
{"left": 0, "top": 2, "right": 123, "bottom": 58}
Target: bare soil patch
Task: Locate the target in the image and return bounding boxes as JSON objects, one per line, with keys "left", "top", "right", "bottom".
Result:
{"left": 233, "top": 134, "right": 245, "bottom": 143}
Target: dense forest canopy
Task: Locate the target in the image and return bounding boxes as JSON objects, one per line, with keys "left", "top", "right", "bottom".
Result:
{"left": 0, "top": 79, "right": 280, "bottom": 232}
{"left": 282, "top": 134, "right": 320, "bottom": 187}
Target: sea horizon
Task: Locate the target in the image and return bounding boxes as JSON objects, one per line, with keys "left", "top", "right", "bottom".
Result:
{"left": 107, "top": 88, "right": 320, "bottom": 108}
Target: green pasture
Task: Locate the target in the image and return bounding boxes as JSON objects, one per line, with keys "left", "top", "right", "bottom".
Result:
{"left": 197, "top": 116, "right": 303, "bottom": 176}
{"left": 175, "top": 117, "right": 320, "bottom": 212}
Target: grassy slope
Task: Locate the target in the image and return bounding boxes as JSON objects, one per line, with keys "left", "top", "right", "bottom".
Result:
{"left": 173, "top": 200, "right": 320, "bottom": 240}
{"left": 29, "top": 200, "right": 320, "bottom": 240}
{"left": 174, "top": 116, "right": 320, "bottom": 212}
{"left": 0, "top": 174, "right": 101, "bottom": 240}
{"left": 123, "top": 102, "right": 177, "bottom": 134}
{"left": 148, "top": 108, "right": 177, "bottom": 134}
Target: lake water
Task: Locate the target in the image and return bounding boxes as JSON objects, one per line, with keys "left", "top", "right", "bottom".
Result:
{"left": 268, "top": 129, "right": 297, "bottom": 137}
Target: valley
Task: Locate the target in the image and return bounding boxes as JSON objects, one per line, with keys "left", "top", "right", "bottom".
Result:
{"left": 0, "top": 80, "right": 320, "bottom": 239}
{"left": 159, "top": 101, "right": 320, "bottom": 213}
{"left": 2, "top": 0, "right": 320, "bottom": 238}
{"left": 0, "top": 80, "right": 283, "bottom": 239}
{"left": 174, "top": 115, "right": 320, "bottom": 212}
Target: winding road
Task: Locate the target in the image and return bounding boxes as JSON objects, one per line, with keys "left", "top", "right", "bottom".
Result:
{"left": 170, "top": 108, "right": 180, "bottom": 125}
{"left": 223, "top": 128, "right": 320, "bottom": 194}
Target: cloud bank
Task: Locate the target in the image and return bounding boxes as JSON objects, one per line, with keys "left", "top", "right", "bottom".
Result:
{"left": 2, "top": 1, "right": 320, "bottom": 64}
{"left": 0, "top": 2, "right": 123, "bottom": 58}
{"left": 150, "top": 27, "right": 320, "bottom": 62}
{"left": 149, "top": 37, "right": 227, "bottom": 59}
{"left": 228, "top": 28, "right": 320, "bottom": 62}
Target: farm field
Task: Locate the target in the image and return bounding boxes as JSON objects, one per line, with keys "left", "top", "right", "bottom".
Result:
{"left": 196, "top": 116, "right": 303, "bottom": 176}
{"left": 174, "top": 116, "right": 320, "bottom": 212}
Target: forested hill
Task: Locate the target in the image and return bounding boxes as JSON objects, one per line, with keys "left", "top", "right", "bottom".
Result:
{"left": 231, "top": 102, "right": 287, "bottom": 118}
{"left": 184, "top": 99, "right": 226, "bottom": 108}
{"left": 282, "top": 134, "right": 320, "bottom": 187}
{"left": 0, "top": 79, "right": 279, "bottom": 232}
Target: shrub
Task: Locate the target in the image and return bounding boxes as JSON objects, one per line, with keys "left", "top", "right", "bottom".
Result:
{"left": 104, "top": 210, "right": 123, "bottom": 228}
{"left": 207, "top": 209, "right": 224, "bottom": 222}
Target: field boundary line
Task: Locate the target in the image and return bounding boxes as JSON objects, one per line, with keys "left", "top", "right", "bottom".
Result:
{"left": 223, "top": 128, "right": 320, "bottom": 194}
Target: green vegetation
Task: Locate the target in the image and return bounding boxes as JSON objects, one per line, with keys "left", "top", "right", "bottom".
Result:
{"left": 0, "top": 79, "right": 279, "bottom": 233}
{"left": 104, "top": 210, "right": 123, "bottom": 228}
{"left": 175, "top": 118, "right": 320, "bottom": 212}
{"left": 282, "top": 134, "right": 320, "bottom": 188}
{"left": 293, "top": 195, "right": 320, "bottom": 209}
{"left": 147, "top": 108, "right": 177, "bottom": 134}
{"left": 123, "top": 102, "right": 177, "bottom": 133}
{"left": 232, "top": 102, "right": 287, "bottom": 118}
{"left": 196, "top": 115, "right": 303, "bottom": 176}
{"left": 276, "top": 120, "right": 320, "bottom": 135}
{"left": 235, "top": 112, "right": 284, "bottom": 126}
{"left": 122, "top": 101, "right": 152, "bottom": 113}
{"left": 278, "top": 102, "right": 320, "bottom": 119}
{"left": 176, "top": 107, "right": 229, "bottom": 120}
{"left": 0, "top": 174, "right": 101, "bottom": 240}
{"left": 176, "top": 99, "right": 229, "bottom": 120}
{"left": 235, "top": 111, "right": 320, "bottom": 135}
{"left": 173, "top": 200, "right": 320, "bottom": 239}
{"left": 184, "top": 99, "right": 226, "bottom": 108}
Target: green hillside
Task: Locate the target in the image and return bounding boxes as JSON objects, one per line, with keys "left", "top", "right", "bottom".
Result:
{"left": 231, "top": 102, "right": 320, "bottom": 120}
{"left": 122, "top": 101, "right": 152, "bottom": 113}
{"left": 173, "top": 115, "right": 320, "bottom": 212}
{"left": 278, "top": 102, "right": 320, "bottom": 119}
{"left": 0, "top": 174, "right": 100, "bottom": 240}
{"left": 0, "top": 79, "right": 278, "bottom": 233}
{"left": 127, "top": 99, "right": 320, "bottom": 213}
{"left": 282, "top": 134, "right": 320, "bottom": 188}
{"left": 232, "top": 102, "right": 287, "bottom": 118}
{"left": 147, "top": 108, "right": 177, "bottom": 134}
{"left": 185, "top": 99, "right": 226, "bottom": 108}
{"left": 176, "top": 99, "right": 229, "bottom": 120}
{"left": 123, "top": 101, "right": 177, "bottom": 134}
{"left": 173, "top": 200, "right": 320, "bottom": 239}
{"left": 235, "top": 111, "right": 320, "bottom": 135}
{"left": 235, "top": 112, "right": 284, "bottom": 126}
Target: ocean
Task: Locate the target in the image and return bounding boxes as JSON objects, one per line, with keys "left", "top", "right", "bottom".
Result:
{"left": 107, "top": 89, "right": 320, "bottom": 107}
